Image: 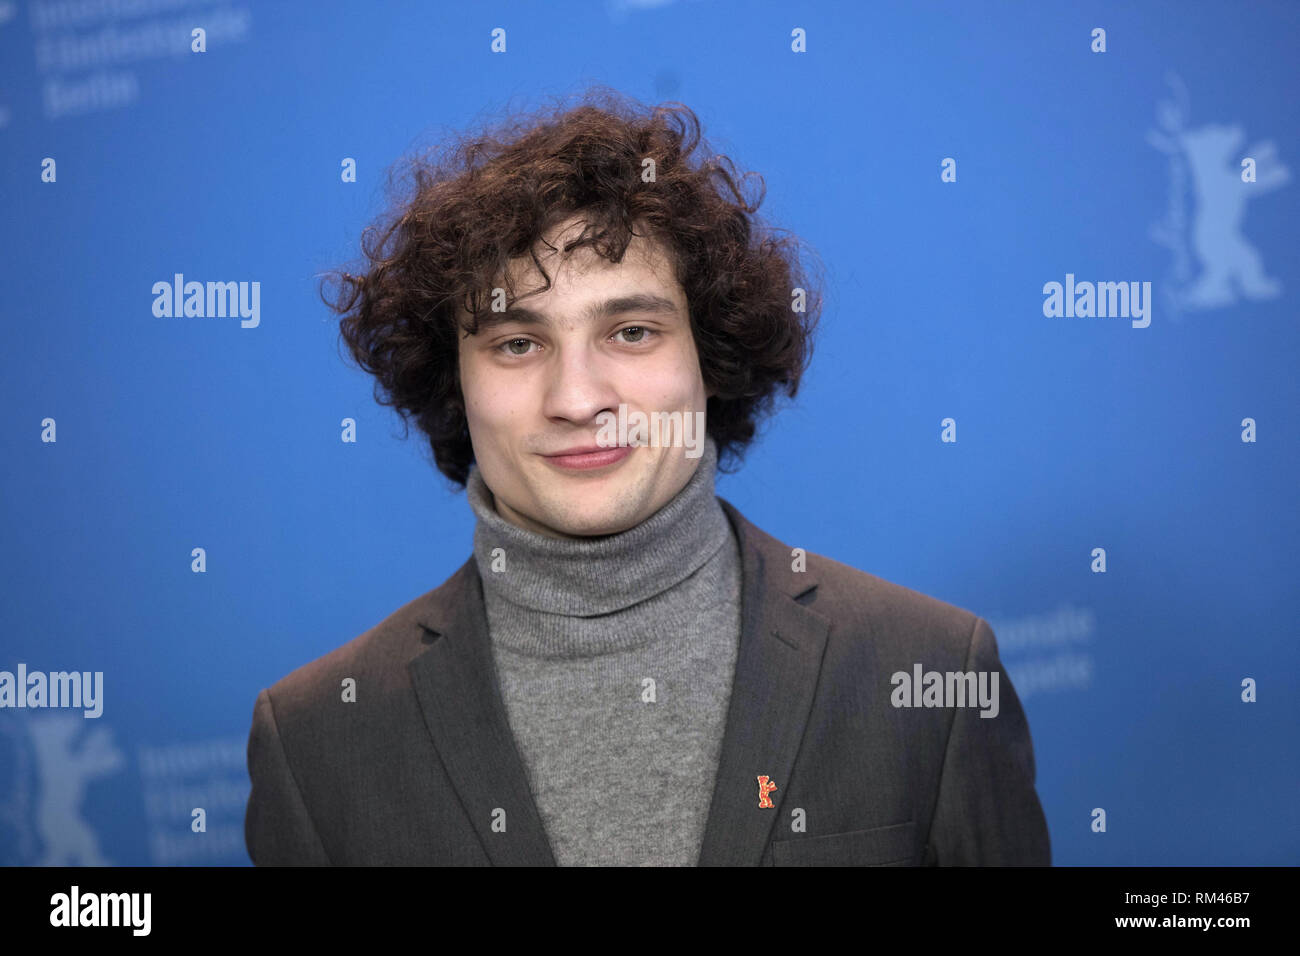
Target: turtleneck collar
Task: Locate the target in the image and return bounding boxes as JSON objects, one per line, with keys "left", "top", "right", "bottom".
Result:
{"left": 466, "top": 435, "right": 731, "bottom": 617}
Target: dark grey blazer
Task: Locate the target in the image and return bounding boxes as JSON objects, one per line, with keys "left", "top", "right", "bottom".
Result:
{"left": 245, "top": 497, "right": 1051, "bottom": 866}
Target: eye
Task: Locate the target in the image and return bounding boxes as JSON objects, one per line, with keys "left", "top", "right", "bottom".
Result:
{"left": 497, "top": 337, "right": 537, "bottom": 357}
{"left": 615, "top": 326, "right": 655, "bottom": 344}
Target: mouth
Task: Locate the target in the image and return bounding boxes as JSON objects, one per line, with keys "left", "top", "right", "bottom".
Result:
{"left": 541, "top": 444, "right": 633, "bottom": 471}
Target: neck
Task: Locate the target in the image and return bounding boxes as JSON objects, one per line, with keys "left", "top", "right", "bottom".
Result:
{"left": 465, "top": 436, "right": 730, "bottom": 617}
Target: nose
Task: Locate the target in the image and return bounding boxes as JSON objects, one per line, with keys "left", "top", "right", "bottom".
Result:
{"left": 540, "top": 339, "right": 620, "bottom": 427}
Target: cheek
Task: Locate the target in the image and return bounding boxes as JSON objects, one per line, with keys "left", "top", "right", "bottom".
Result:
{"left": 459, "top": 386, "right": 482, "bottom": 422}
{"left": 457, "top": 360, "right": 491, "bottom": 415}
{"left": 464, "top": 382, "right": 528, "bottom": 426}
{"left": 674, "top": 373, "right": 707, "bottom": 408}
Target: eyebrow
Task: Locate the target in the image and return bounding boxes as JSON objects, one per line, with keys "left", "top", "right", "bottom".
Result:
{"left": 470, "top": 293, "right": 682, "bottom": 334}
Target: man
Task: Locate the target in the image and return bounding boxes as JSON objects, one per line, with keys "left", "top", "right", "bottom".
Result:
{"left": 244, "top": 90, "right": 1050, "bottom": 866}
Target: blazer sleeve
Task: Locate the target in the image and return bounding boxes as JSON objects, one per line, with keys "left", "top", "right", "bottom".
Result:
{"left": 922, "top": 617, "right": 1051, "bottom": 865}
{"left": 244, "top": 687, "right": 332, "bottom": 865}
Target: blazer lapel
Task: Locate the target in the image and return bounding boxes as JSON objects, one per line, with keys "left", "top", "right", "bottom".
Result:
{"left": 408, "top": 560, "right": 557, "bottom": 865}
{"left": 696, "top": 497, "right": 831, "bottom": 865}
{"left": 405, "top": 494, "right": 830, "bottom": 867}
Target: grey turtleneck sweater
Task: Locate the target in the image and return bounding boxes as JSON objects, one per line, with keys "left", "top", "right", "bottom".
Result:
{"left": 465, "top": 435, "right": 742, "bottom": 866}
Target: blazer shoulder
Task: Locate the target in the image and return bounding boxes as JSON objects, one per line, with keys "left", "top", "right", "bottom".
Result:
{"left": 257, "top": 558, "right": 473, "bottom": 725}
{"left": 806, "top": 554, "right": 977, "bottom": 650}
{"left": 809, "top": 550, "right": 983, "bottom": 662}
{"left": 726, "top": 503, "right": 984, "bottom": 667}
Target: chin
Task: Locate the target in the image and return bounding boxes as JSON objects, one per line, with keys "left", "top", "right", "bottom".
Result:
{"left": 559, "top": 512, "right": 626, "bottom": 537}
{"left": 555, "top": 502, "right": 638, "bottom": 537}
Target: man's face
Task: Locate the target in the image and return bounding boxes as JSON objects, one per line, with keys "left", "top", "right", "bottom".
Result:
{"left": 457, "top": 216, "right": 710, "bottom": 539}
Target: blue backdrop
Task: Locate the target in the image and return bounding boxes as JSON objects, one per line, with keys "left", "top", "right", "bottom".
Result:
{"left": 2, "top": 0, "right": 1296, "bottom": 866}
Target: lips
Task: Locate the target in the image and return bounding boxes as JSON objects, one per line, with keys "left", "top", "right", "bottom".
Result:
{"left": 546, "top": 445, "right": 609, "bottom": 457}
{"left": 541, "top": 444, "right": 632, "bottom": 471}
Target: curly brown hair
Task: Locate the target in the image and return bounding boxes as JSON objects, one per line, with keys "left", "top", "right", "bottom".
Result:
{"left": 321, "top": 86, "right": 823, "bottom": 489}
